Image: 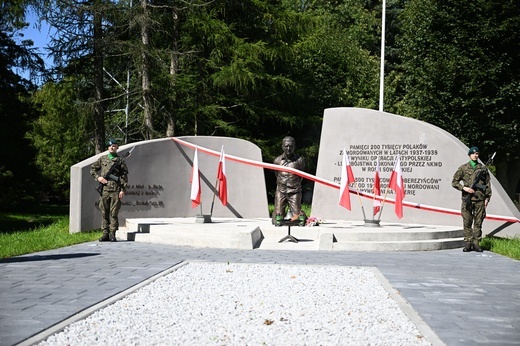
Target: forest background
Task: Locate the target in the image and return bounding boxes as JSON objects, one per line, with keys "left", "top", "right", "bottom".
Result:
{"left": 1, "top": 0, "right": 519, "bottom": 211}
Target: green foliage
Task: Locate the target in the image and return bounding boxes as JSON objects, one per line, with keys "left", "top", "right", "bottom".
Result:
{"left": 288, "top": 2, "right": 380, "bottom": 111}
{"left": 27, "top": 79, "right": 94, "bottom": 199}
{"left": 3, "top": 0, "right": 519, "bottom": 202}
{"left": 396, "top": 0, "right": 520, "bottom": 177}
{"left": 176, "top": 0, "right": 306, "bottom": 140}
{"left": 268, "top": 203, "right": 312, "bottom": 218}
{"left": 481, "top": 236, "right": 520, "bottom": 261}
{"left": 0, "top": 4, "right": 44, "bottom": 210}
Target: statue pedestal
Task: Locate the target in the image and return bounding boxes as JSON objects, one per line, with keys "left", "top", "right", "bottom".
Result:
{"left": 277, "top": 220, "right": 302, "bottom": 243}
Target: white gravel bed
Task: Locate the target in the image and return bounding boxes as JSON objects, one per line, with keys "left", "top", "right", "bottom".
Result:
{"left": 39, "top": 262, "right": 431, "bottom": 345}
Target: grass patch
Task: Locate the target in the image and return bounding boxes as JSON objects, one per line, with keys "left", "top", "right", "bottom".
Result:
{"left": 480, "top": 236, "right": 520, "bottom": 261}
{"left": 0, "top": 206, "right": 102, "bottom": 259}
{"left": 0, "top": 217, "right": 101, "bottom": 259}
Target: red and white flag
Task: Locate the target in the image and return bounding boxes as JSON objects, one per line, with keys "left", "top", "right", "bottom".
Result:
{"left": 190, "top": 146, "right": 201, "bottom": 208}
{"left": 389, "top": 155, "right": 405, "bottom": 219}
{"left": 339, "top": 149, "right": 356, "bottom": 210}
{"left": 373, "top": 158, "right": 381, "bottom": 216}
{"left": 217, "top": 146, "right": 227, "bottom": 206}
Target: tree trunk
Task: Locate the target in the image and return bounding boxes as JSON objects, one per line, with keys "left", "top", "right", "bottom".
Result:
{"left": 141, "top": 0, "right": 154, "bottom": 139}
{"left": 93, "top": 4, "right": 105, "bottom": 153}
{"left": 166, "top": 8, "right": 179, "bottom": 137}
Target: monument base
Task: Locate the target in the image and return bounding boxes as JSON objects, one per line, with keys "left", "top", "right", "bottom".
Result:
{"left": 363, "top": 219, "right": 381, "bottom": 228}
{"left": 196, "top": 214, "right": 212, "bottom": 223}
{"left": 119, "top": 217, "right": 465, "bottom": 251}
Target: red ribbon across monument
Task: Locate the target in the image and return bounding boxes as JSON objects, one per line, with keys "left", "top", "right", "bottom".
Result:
{"left": 171, "top": 137, "right": 520, "bottom": 224}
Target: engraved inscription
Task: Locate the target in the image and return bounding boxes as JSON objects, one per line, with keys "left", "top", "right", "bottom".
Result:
{"left": 95, "top": 183, "right": 166, "bottom": 208}
{"left": 334, "top": 143, "right": 443, "bottom": 196}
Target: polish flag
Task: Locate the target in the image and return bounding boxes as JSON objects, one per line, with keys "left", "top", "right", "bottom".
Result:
{"left": 389, "top": 155, "right": 405, "bottom": 218}
{"left": 339, "top": 149, "right": 355, "bottom": 210}
{"left": 217, "top": 146, "right": 227, "bottom": 206}
{"left": 373, "top": 158, "right": 381, "bottom": 216}
{"left": 190, "top": 146, "right": 201, "bottom": 208}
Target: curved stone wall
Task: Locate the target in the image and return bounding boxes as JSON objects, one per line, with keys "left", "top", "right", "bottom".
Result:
{"left": 312, "top": 108, "right": 520, "bottom": 237}
{"left": 69, "top": 136, "right": 269, "bottom": 233}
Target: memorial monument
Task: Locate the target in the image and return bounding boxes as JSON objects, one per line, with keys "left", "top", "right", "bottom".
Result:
{"left": 311, "top": 107, "right": 520, "bottom": 237}
{"left": 69, "top": 136, "right": 269, "bottom": 233}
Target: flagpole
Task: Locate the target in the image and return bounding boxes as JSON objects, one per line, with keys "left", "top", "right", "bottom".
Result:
{"left": 371, "top": 157, "right": 380, "bottom": 221}
{"left": 377, "top": 154, "right": 399, "bottom": 221}
{"left": 377, "top": 186, "right": 391, "bottom": 222}
{"left": 352, "top": 181, "right": 367, "bottom": 220}
{"left": 210, "top": 145, "right": 226, "bottom": 216}
{"left": 209, "top": 177, "right": 219, "bottom": 215}
{"left": 379, "top": 0, "right": 386, "bottom": 112}
{"left": 371, "top": 190, "right": 376, "bottom": 220}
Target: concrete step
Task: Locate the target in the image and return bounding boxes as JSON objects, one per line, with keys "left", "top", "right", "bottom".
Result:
{"left": 121, "top": 218, "right": 264, "bottom": 250}
{"left": 325, "top": 228, "right": 463, "bottom": 242}
{"left": 117, "top": 218, "right": 465, "bottom": 252}
{"left": 331, "top": 238, "right": 465, "bottom": 252}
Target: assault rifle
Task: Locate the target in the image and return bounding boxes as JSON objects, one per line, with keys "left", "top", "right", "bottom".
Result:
{"left": 464, "top": 152, "right": 495, "bottom": 205}
{"left": 96, "top": 146, "right": 135, "bottom": 195}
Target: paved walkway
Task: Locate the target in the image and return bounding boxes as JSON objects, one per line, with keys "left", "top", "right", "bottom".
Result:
{"left": 1, "top": 241, "right": 519, "bottom": 346}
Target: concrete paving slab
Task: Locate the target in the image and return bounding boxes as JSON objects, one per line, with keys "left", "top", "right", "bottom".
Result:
{"left": 1, "top": 241, "right": 519, "bottom": 346}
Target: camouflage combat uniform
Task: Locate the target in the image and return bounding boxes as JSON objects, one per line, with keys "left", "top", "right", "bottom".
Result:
{"left": 452, "top": 161, "right": 491, "bottom": 246}
{"left": 90, "top": 155, "right": 129, "bottom": 239}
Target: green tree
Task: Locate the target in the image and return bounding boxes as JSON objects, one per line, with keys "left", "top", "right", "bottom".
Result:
{"left": 287, "top": 1, "right": 381, "bottom": 112}
{"left": 396, "top": 0, "right": 520, "bottom": 199}
{"left": 174, "top": 1, "right": 308, "bottom": 142}
{"left": 27, "top": 79, "right": 93, "bottom": 199}
{"left": 0, "top": 0, "right": 45, "bottom": 210}
{"left": 36, "top": 0, "right": 124, "bottom": 153}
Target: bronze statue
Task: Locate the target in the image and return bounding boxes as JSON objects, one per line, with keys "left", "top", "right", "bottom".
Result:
{"left": 273, "top": 136, "right": 305, "bottom": 225}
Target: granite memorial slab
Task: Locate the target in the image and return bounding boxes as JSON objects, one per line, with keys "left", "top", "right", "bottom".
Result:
{"left": 70, "top": 136, "right": 269, "bottom": 233}
{"left": 311, "top": 107, "right": 520, "bottom": 237}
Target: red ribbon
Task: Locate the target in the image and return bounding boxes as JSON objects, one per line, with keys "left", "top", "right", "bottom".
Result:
{"left": 171, "top": 137, "right": 520, "bottom": 223}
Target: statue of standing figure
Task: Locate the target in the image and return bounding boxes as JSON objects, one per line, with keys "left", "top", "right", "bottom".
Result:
{"left": 273, "top": 136, "right": 305, "bottom": 225}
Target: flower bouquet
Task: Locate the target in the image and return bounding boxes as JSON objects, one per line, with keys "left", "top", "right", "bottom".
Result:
{"left": 305, "top": 216, "right": 322, "bottom": 227}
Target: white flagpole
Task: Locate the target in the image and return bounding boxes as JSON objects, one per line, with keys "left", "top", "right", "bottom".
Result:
{"left": 379, "top": 0, "right": 386, "bottom": 112}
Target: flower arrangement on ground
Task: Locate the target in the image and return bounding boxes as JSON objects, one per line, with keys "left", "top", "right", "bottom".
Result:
{"left": 305, "top": 216, "right": 323, "bottom": 227}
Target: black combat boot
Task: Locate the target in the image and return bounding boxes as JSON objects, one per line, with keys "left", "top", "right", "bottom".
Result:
{"left": 462, "top": 242, "right": 472, "bottom": 252}
{"left": 109, "top": 231, "right": 117, "bottom": 242}
{"left": 99, "top": 233, "right": 109, "bottom": 242}
{"left": 473, "top": 242, "right": 483, "bottom": 252}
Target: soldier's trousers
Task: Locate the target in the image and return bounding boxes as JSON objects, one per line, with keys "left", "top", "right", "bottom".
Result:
{"left": 99, "top": 190, "right": 121, "bottom": 232}
{"left": 461, "top": 199, "right": 486, "bottom": 244}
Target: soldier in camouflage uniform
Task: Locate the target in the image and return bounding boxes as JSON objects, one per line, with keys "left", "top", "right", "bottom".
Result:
{"left": 90, "top": 139, "right": 129, "bottom": 242}
{"left": 452, "top": 146, "right": 491, "bottom": 252}
{"left": 273, "top": 136, "right": 305, "bottom": 225}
